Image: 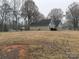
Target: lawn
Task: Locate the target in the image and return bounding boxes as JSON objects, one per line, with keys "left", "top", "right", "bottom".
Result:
{"left": 0, "top": 31, "right": 79, "bottom": 59}
{"left": 30, "top": 26, "right": 49, "bottom": 31}
{"left": 0, "top": 31, "right": 79, "bottom": 45}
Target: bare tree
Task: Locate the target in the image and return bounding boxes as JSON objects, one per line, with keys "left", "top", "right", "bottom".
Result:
{"left": 48, "top": 8, "right": 63, "bottom": 29}
{"left": 0, "top": 0, "right": 13, "bottom": 31}
{"left": 21, "top": 0, "right": 39, "bottom": 30}
{"left": 37, "top": 12, "right": 45, "bottom": 21}
{"left": 68, "top": 2, "right": 79, "bottom": 30}
{"left": 5, "top": 0, "right": 22, "bottom": 31}
{"left": 11, "top": 0, "right": 20, "bottom": 31}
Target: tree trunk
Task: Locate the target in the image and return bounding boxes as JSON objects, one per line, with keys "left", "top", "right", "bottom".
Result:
{"left": 4, "top": 13, "right": 8, "bottom": 32}
{"left": 1, "top": 13, "right": 5, "bottom": 32}
{"left": 73, "top": 17, "right": 78, "bottom": 30}
{"left": 73, "top": 18, "right": 76, "bottom": 30}
{"left": 27, "top": 16, "right": 31, "bottom": 30}
{"left": 75, "top": 18, "right": 78, "bottom": 30}
{"left": 15, "top": 16, "right": 18, "bottom": 31}
{"left": 24, "top": 17, "right": 27, "bottom": 30}
{"left": 24, "top": 16, "right": 30, "bottom": 31}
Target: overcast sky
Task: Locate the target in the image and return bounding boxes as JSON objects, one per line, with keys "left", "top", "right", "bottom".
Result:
{"left": 33, "top": 0, "right": 79, "bottom": 17}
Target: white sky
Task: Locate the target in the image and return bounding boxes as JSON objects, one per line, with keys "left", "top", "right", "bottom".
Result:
{"left": 33, "top": 0, "right": 79, "bottom": 17}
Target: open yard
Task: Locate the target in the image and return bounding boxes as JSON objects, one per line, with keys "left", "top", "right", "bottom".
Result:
{"left": 0, "top": 31, "right": 79, "bottom": 45}
{"left": 0, "top": 31, "right": 79, "bottom": 59}
{"left": 30, "top": 26, "right": 49, "bottom": 31}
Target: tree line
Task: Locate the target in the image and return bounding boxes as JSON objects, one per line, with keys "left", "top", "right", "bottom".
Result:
{"left": 48, "top": 2, "right": 79, "bottom": 30}
{"left": 0, "top": 0, "right": 44, "bottom": 31}
{"left": 0, "top": 0, "right": 79, "bottom": 31}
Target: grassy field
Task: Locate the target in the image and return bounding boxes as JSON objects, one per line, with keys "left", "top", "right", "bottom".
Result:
{"left": 0, "top": 31, "right": 79, "bottom": 59}
{"left": 0, "top": 31, "right": 79, "bottom": 44}
{"left": 30, "top": 26, "right": 49, "bottom": 31}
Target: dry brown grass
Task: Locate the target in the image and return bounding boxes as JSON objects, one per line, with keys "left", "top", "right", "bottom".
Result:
{"left": 0, "top": 31, "right": 79, "bottom": 45}
{"left": 0, "top": 31, "right": 79, "bottom": 51}
{"left": 0, "top": 31, "right": 79, "bottom": 59}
